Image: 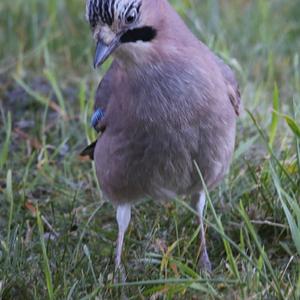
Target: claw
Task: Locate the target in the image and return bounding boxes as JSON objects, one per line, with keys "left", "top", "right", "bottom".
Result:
{"left": 199, "top": 248, "right": 212, "bottom": 273}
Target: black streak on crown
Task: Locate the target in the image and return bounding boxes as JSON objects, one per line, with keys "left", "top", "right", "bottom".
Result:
{"left": 120, "top": 26, "right": 157, "bottom": 43}
{"left": 88, "top": 0, "right": 142, "bottom": 28}
{"left": 88, "top": 0, "right": 115, "bottom": 27}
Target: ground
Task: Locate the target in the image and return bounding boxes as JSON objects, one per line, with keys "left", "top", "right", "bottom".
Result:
{"left": 0, "top": 0, "right": 300, "bottom": 299}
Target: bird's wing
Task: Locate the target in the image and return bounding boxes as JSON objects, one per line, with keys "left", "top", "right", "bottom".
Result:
{"left": 80, "top": 62, "right": 119, "bottom": 160}
{"left": 94, "top": 61, "right": 118, "bottom": 111}
{"left": 215, "top": 56, "right": 241, "bottom": 116}
{"left": 92, "top": 61, "right": 120, "bottom": 131}
{"left": 80, "top": 140, "right": 97, "bottom": 160}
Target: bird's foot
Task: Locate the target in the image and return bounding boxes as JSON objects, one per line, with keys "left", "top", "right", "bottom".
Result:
{"left": 114, "top": 263, "right": 127, "bottom": 284}
{"left": 199, "top": 249, "right": 212, "bottom": 273}
{"left": 114, "top": 264, "right": 128, "bottom": 300}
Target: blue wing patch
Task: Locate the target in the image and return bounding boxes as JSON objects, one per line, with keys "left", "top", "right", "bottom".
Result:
{"left": 91, "top": 108, "right": 105, "bottom": 130}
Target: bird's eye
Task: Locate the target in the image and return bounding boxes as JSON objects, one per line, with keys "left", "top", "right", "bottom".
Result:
{"left": 125, "top": 9, "right": 137, "bottom": 24}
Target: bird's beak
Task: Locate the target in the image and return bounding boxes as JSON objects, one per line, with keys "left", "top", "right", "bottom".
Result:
{"left": 94, "top": 37, "right": 120, "bottom": 68}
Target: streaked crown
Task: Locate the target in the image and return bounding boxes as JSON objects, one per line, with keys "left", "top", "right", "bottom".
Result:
{"left": 86, "top": 0, "right": 142, "bottom": 28}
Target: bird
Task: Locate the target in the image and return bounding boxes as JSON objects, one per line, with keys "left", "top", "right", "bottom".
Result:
{"left": 82, "top": 0, "right": 241, "bottom": 275}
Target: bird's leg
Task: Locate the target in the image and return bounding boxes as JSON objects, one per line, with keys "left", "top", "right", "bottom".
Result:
{"left": 196, "top": 192, "right": 212, "bottom": 272}
{"left": 115, "top": 204, "right": 131, "bottom": 282}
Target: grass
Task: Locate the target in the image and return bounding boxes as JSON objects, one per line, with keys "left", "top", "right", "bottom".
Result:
{"left": 0, "top": 0, "right": 300, "bottom": 298}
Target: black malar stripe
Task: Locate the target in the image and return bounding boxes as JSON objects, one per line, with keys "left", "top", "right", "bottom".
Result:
{"left": 120, "top": 26, "right": 157, "bottom": 43}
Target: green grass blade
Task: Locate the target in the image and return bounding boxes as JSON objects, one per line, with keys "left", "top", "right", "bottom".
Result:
{"left": 269, "top": 82, "right": 280, "bottom": 147}
{"left": 36, "top": 207, "right": 54, "bottom": 300}
{"left": 44, "top": 68, "right": 66, "bottom": 115}
{"left": 280, "top": 199, "right": 300, "bottom": 256}
{"left": 271, "top": 166, "right": 300, "bottom": 256}
{"left": 296, "top": 270, "right": 300, "bottom": 299}
{"left": 248, "top": 109, "right": 298, "bottom": 188}
{"left": 284, "top": 115, "right": 300, "bottom": 138}
{"left": 72, "top": 204, "right": 104, "bottom": 266}
{"left": 193, "top": 163, "right": 240, "bottom": 280}
{"left": 283, "top": 191, "right": 300, "bottom": 233}
{"left": 14, "top": 76, "right": 66, "bottom": 119}
{"left": 83, "top": 244, "right": 97, "bottom": 284}
{"left": 0, "top": 112, "right": 12, "bottom": 169}
{"left": 273, "top": 111, "right": 300, "bottom": 139}
{"left": 6, "top": 170, "right": 14, "bottom": 246}
{"left": 238, "top": 201, "right": 284, "bottom": 299}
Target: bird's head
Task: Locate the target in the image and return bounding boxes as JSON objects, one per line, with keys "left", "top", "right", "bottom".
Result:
{"left": 86, "top": 0, "right": 159, "bottom": 68}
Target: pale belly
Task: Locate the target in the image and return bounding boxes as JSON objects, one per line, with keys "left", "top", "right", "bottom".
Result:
{"left": 94, "top": 122, "right": 236, "bottom": 205}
